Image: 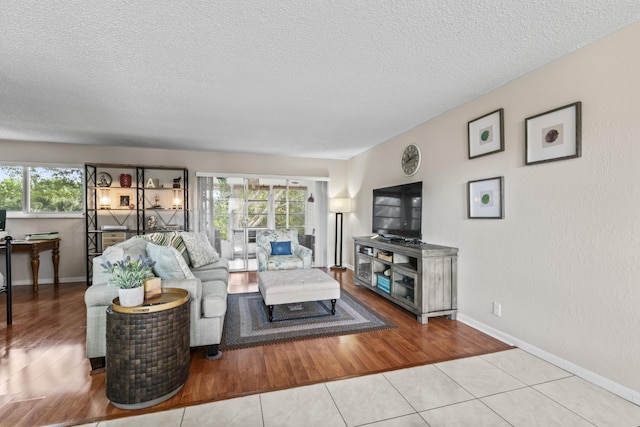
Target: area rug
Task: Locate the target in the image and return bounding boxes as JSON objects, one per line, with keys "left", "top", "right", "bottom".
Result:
{"left": 220, "top": 290, "right": 396, "bottom": 350}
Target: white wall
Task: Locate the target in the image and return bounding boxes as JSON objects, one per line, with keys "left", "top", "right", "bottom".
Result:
{"left": 0, "top": 142, "right": 346, "bottom": 284}
{"left": 345, "top": 22, "right": 640, "bottom": 399}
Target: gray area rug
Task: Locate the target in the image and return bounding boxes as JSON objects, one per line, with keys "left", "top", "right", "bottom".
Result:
{"left": 220, "top": 290, "right": 396, "bottom": 350}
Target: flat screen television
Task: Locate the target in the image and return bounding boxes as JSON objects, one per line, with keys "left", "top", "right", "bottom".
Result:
{"left": 372, "top": 181, "right": 422, "bottom": 240}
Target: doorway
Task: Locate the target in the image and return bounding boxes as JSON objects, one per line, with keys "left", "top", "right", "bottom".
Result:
{"left": 197, "top": 174, "right": 327, "bottom": 272}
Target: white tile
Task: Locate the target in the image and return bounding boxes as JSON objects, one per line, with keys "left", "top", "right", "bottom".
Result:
{"left": 420, "top": 399, "right": 511, "bottom": 427}
{"left": 384, "top": 364, "right": 474, "bottom": 411}
{"left": 325, "top": 374, "right": 415, "bottom": 427}
{"left": 261, "top": 383, "right": 345, "bottom": 427}
{"left": 482, "top": 387, "right": 593, "bottom": 426}
{"left": 98, "top": 408, "right": 184, "bottom": 427}
{"left": 363, "top": 413, "right": 429, "bottom": 426}
{"left": 435, "top": 356, "right": 525, "bottom": 397}
{"left": 481, "top": 348, "right": 572, "bottom": 385}
{"left": 534, "top": 376, "right": 640, "bottom": 427}
{"left": 181, "top": 395, "right": 263, "bottom": 427}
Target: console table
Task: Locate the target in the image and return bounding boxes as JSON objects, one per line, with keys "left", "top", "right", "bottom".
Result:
{"left": 353, "top": 236, "right": 458, "bottom": 324}
{"left": 0, "top": 238, "right": 60, "bottom": 293}
{"left": 106, "top": 288, "right": 190, "bottom": 410}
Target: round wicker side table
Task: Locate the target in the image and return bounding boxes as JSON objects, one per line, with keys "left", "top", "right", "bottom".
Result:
{"left": 106, "top": 288, "right": 190, "bottom": 410}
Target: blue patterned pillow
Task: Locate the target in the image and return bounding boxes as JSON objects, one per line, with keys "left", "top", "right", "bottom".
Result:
{"left": 270, "top": 241, "right": 292, "bottom": 255}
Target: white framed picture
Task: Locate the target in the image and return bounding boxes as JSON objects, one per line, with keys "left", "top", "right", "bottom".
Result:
{"left": 525, "top": 102, "right": 581, "bottom": 165}
{"left": 468, "top": 108, "right": 504, "bottom": 159}
{"left": 468, "top": 176, "right": 503, "bottom": 219}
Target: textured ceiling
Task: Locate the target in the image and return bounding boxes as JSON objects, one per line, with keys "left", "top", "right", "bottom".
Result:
{"left": 1, "top": 1, "right": 639, "bottom": 160}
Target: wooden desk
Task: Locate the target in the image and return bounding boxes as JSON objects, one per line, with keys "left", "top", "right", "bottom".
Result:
{"left": 0, "top": 238, "right": 60, "bottom": 293}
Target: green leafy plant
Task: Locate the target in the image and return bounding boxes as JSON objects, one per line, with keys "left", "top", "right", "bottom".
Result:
{"left": 101, "top": 255, "right": 156, "bottom": 289}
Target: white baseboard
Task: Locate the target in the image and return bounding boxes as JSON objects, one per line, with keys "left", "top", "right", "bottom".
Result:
{"left": 10, "top": 276, "right": 86, "bottom": 287}
{"left": 457, "top": 313, "right": 640, "bottom": 406}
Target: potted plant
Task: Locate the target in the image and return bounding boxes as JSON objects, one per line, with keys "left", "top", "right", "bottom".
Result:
{"left": 101, "top": 255, "right": 156, "bottom": 307}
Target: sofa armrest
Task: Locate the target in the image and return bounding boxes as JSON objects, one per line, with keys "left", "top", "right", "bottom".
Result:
{"left": 256, "top": 247, "right": 269, "bottom": 272}
{"left": 294, "top": 245, "right": 313, "bottom": 268}
{"left": 161, "top": 278, "right": 202, "bottom": 304}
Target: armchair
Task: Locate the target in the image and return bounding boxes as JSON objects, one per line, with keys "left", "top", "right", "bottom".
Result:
{"left": 256, "top": 229, "right": 312, "bottom": 272}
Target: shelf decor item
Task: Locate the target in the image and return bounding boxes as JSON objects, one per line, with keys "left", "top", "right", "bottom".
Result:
{"left": 101, "top": 255, "right": 156, "bottom": 307}
{"left": 119, "top": 194, "right": 130, "bottom": 207}
{"left": 147, "top": 215, "right": 158, "bottom": 230}
{"left": 119, "top": 174, "right": 132, "bottom": 187}
{"left": 525, "top": 101, "right": 581, "bottom": 165}
{"left": 468, "top": 176, "right": 504, "bottom": 219}
{"left": 468, "top": 108, "right": 504, "bottom": 159}
{"left": 146, "top": 178, "right": 160, "bottom": 188}
{"left": 97, "top": 172, "right": 112, "bottom": 187}
{"left": 99, "top": 189, "right": 111, "bottom": 209}
{"left": 172, "top": 189, "right": 182, "bottom": 209}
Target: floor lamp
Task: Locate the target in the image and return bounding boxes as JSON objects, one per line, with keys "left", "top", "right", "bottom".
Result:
{"left": 330, "top": 198, "right": 351, "bottom": 271}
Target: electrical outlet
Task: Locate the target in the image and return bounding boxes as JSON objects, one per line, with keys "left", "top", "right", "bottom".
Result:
{"left": 492, "top": 302, "right": 502, "bottom": 317}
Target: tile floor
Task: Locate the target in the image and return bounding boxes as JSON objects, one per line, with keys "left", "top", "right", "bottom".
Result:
{"left": 76, "top": 348, "right": 640, "bottom": 427}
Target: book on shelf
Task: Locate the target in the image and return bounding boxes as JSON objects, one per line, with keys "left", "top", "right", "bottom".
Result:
{"left": 101, "top": 225, "right": 129, "bottom": 231}
{"left": 25, "top": 231, "right": 60, "bottom": 240}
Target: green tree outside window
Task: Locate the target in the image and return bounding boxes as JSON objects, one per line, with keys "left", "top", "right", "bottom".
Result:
{"left": 0, "top": 165, "right": 83, "bottom": 213}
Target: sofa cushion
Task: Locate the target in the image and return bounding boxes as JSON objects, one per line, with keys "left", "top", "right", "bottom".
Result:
{"left": 181, "top": 231, "right": 219, "bottom": 268}
{"left": 270, "top": 241, "right": 292, "bottom": 255}
{"left": 267, "top": 255, "right": 305, "bottom": 271}
{"left": 201, "top": 280, "right": 228, "bottom": 318}
{"left": 146, "top": 243, "right": 195, "bottom": 280}
{"left": 93, "top": 238, "right": 150, "bottom": 285}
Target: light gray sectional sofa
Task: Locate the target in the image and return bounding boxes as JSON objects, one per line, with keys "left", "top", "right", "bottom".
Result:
{"left": 84, "top": 231, "right": 229, "bottom": 371}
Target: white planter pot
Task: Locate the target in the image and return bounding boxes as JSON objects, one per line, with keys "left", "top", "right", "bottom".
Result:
{"left": 118, "top": 286, "right": 144, "bottom": 307}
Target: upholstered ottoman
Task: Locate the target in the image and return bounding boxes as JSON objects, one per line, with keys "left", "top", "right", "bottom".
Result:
{"left": 258, "top": 269, "right": 341, "bottom": 321}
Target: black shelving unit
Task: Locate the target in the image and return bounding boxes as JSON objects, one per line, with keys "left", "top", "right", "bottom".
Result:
{"left": 85, "top": 164, "right": 189, "bottom": 285}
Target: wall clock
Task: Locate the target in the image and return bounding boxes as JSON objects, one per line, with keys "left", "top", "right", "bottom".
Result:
{"left": 401, "top": 144, "right": 421, "bottom": 176}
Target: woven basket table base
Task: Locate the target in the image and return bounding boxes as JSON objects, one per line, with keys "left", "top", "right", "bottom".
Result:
{"left": 106, "top": 299, "right": 190, "bottom": 409}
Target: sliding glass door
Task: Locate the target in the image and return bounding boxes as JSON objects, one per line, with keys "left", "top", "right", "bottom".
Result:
{"left": 197, "top": 174, "right": 327, "bottom": 272}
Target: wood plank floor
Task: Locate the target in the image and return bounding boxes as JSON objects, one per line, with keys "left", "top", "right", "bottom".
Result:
{"left": 0, "top": 269, "right": 512, "bottom": 427}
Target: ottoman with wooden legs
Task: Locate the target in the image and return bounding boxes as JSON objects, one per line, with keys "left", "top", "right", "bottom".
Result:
{"left": 258, "top": 269, "right": 341, "bottom": 321}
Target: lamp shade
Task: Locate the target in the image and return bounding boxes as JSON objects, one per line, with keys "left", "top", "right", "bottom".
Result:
{"left": 330, "top": 198, "right": 351, "bottom": 213}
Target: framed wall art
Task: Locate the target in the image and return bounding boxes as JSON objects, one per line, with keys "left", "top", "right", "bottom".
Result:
{"left": 525, "top": 101, "right": 581, "bottom": 165}
{"left": 468, "top": 108, "right": 504, "bottom": 159}
{"left": 119, "top": 194, "right": 131, "bottom": 207}
{"left": 468, "top": 176, "right": 504, "bottom": 219}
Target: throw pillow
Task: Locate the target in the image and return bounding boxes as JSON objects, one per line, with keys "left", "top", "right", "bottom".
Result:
{"left": 180, "top": 232, "right": 219, "bottom": 268}
{"left": 97, "top": 239, "right": 151, "bottom": 286}
{"left": 270, "top": 241, "right": 292, "bottom": 255}
{"left": 136, "top": 232, "right": 191, "bottom": 265}
{"left": 146, "top": 243, "right": 195, "bottom": 280}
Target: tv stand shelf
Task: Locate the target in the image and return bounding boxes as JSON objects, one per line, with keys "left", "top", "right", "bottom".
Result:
{"left": 353, "top": 236, "right": 458, "bottom": 324}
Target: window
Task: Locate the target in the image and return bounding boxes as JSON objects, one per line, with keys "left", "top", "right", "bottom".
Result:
{"left": 0, "top": 166, "right": 22, "bottom": 211}
{"left": 274, "top": 186, "right": 306, "bottom": 234}
{"left": 0, "top": 165, "right": 84, "bottom": 215}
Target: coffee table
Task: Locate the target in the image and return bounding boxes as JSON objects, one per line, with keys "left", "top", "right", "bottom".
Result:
{"left": 258, "top": 269, "right": 341, "bottom": 321}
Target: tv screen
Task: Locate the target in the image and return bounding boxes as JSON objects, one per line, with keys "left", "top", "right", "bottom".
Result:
{"left": 372, "top": 181, "right": 422, "bottom": 240}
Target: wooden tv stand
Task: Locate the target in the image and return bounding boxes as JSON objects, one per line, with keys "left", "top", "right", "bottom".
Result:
{"left": 353, "top": 236, "right": 458, "bottom": 324}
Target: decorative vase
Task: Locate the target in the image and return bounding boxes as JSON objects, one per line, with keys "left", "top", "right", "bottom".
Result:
{"left": 118, "top": 286, "right": 144, "bottom": 307}
{"left": 119, "top": 174, "right": 132, "bottom": 187}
